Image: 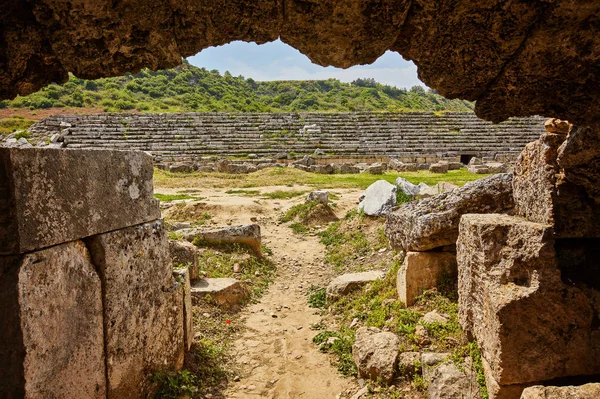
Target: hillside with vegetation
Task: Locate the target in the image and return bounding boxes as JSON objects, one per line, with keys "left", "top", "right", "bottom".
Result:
{"left": 1, "top": 61, "right": 473, "bottom": 115}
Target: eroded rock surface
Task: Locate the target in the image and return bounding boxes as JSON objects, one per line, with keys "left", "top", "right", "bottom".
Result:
{"left": 520, "top": 384, "right": 600, "bottom": 399}
{"left": 0, "top": 241, "right": 105, "bottom": 399}
{"left": 386, "top": 173, "right": 514, "bottom": 251}
{"left": 87, "top": 220, "right": 185, "bottom": 398}
{"left": 0, "top": 148, "right": 160, "bottom": 255}
{"left": 2, "top": 1, "right": 600, "bottom": 125}
{"left": 326, "top": 271, "right": 386, "bottom": 300}
{"left": 352, "top": 327, "right": 400, "bottom": 385}
{"left": 457, "top": 214, "right": 600, "bottom": 389}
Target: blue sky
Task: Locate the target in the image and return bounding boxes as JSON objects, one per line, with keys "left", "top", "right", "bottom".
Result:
{"left": 187, "top": 39, "right": 424, "bottom": 89}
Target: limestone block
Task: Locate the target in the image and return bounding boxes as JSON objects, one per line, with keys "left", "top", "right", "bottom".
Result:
{"left": 521, "top": 383, "right": 600, "bottom": 399}
{"left": 0, "top": 148, "right": 160, "bottom": 255}
{"left": 86, "top": 220, "right": 185, "bottom": 398}
{"left": 427, "top": 361, "right": 481, "bottom": 399}
{"left": 429, "top": 163, "right": 449, "bottom": 173}
{"left": 352, "top": 327, "right": 400, "bottom": 384}
{"left": 191, "top": 278, "right": 249, "bottom": 309}
{"left": 0, "top": 241, "right": 105, "bottom": 399}
{"left": 174, "top": 268, "right": 194, "bottom": 352}
{"left": 326, "top": 271, "right": 386, "bottom": 300}
{"left": 386, "top": 173, "right": 514, "bottom": 251}
{"left": 457, "top": 214, "right": 599, "bottom": 388}
{"left": 397, "top": 252, "right": 457, "bottom": 306}
{"left": 514, "top": 130, "right": 600, "bottom": 237}
{"left": 358, "top": 180, "right": 397, "bottom": 216}
{"left": 169, "top": 240, "right": 199, "bottom": 280}
{"left": 180, "top": 224, "right": 262, "bottom": 255}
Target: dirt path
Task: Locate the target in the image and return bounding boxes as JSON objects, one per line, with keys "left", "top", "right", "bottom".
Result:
{"left": 224, "top": 222, "right": 357, "bottom": 398}
{"left": 159, "top": 185, "right": 364, "bottom": 398}
{"left": 209, "top": 189, "right": 362, "bottom": 399}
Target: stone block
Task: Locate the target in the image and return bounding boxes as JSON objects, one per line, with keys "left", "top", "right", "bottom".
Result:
{"left": 397, "top": 252, "right": 457, "bottom": 306}
{"left": 169, "top": 240, "right": 199, "bottom": 280}
{"left": 326, "top": 271, "right": 386, "bottom": 300}
{"left": 429, "top": 163, "right": 449, "bottom": 173}
{"left": 359, "top": 180, "right": 397, "bottom": 216}
{"left": 0, "top": 241, "right": 105, "bottom": 398}
{"left": 191, "top": 278, "right": 249, "bottom": 309}
{"left": 458, "top": 214, "right": 600, "bottom": 389}
{"left": 514, "top": 130, "right": 600, "bottom": 237}
{"left": 180, "top": 224, "right": 262, "bottom": 255}
{"left": 86, "top": 220, "right": 185, "bottom": 398}
{"left": 174, "top": 268, "right": 194, "bottom": 352}
{"left": 352, "top": 327, "right": 400, "bottom": 385}
{"left": 386, "top": 173, "right": 514, "bottom": 251}
{"left": 521, "top": 383, "right": 600, "bottom": 399}
{"left": 0, "top": 148, "right": 160, "bottom": 255}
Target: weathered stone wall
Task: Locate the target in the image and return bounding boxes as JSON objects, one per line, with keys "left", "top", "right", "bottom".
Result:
{"left": 30, "top": 112, "right": 544, "bottom": 163}
{"left": 0, "top": 148, "right": 187, "bottom": 399}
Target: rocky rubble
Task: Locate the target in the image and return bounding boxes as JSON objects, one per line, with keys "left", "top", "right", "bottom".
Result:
{"left": 352, "top": 327, "right": 400, "bottom": 385}
{"left": 385, "top": 173, "right": 514, "bottom": 251}
{"left": 358, "top": 180, "right": 397, "bottom": 216}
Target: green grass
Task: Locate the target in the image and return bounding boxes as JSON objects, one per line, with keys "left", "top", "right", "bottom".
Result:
{"left": 154, "top": 193, "right": 204, "bottom": 202}
{"left": 280, "top": 201, "right": 320, "bottom": 223}
{"left": 154, "top": 167, "right": 486, "bottom": 191}
{"left": 0, "top": 116, "right": 35, "bottom": 137}
{"left": 197, "top": 247, "right": 276, "bottom": 299}
{"left": 312, "top": 329, "right": 357, "bottom": 377}
{"left": 151, "top": 369, "right": 198, "bottom": 398}
{"left": 290, "top": 222, "right": 310, "bottom": 234}
{"left": 307, "top": 286, "right": 327, "bottom": 308}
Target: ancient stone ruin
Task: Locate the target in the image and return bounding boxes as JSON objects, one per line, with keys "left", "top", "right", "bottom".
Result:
{"left": 386, "top": 120, "right": 600, "bottom": 398}
{"left": 2, "top": 1, "right": 600, "bottom": 397}
{"left": 0, "top": 148, "right": 189, "bottom": 398}
{"left": 28, "top": 112, "right": 543, "bottom": 166}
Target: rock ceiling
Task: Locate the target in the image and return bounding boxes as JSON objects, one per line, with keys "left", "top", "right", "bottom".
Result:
{"left": 1, "top": 0, "right": 599, "bottom": 124}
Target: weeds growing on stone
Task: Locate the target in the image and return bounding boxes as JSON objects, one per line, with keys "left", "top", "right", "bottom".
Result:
{"left": 280, "top": 201, "right": 319, "bottom": 223}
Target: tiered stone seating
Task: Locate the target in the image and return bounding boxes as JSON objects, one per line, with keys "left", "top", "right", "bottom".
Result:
{"left": 30, "top": 112, "right": 545, "bottom": 162}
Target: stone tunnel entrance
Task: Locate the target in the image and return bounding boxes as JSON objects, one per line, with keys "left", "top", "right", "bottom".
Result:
{"left": 1, "top": 1, "right": 600, "bottom": 398}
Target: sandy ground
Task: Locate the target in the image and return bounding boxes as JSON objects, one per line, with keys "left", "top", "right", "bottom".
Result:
{"left": 159, "top": 185, "right": 365, "bottom": 398}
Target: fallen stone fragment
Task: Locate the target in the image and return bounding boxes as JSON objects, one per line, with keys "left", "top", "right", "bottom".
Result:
{"left": 169, "top": 162, "right": 194, "bottom": 173}
{"left": 350, "top": 387, "right": 369, "bottom": 399}
{"left": 306, "top": 190, "right": 329, "bottom": 205}
{"left": 422, "top": 310, "right": 449, "bottom": 324}
{"left": 468, "top": 165, "right": 490, "bottom": 174}
{"left": 326, "top": 271, "right": 386, "bottom": 300}
{"left": 398, "top": 352, "right": 421, "bottom": 375}
{"left": 428, "top": 360, "right": 481, "bottom": 399}
{"left": 421, "top": 352, "right": 450, "bottom": 383}
{"left": 363, "top": 163, "right": 386, "bottom": 174}
{"left": 0, "top": 148, "right": 160, "bottom": 255}
{"left": 352, "top": 327, "right": 400, "bottom": 384}
{"left": 191, "top": 278, "right": 249, "bottom": 309}
{"left": 397, "top": 251, "right": 457, "bottom": 306}
{"left": 169, "top": 240, "right": 199, "bottom": 280}
{"left": 386, "top": 173, "right": 514, "bottom": 251}
{"left": 521, "top": 383, "right": 600, "bottom": 399}
{"left": 389, "top": 159, "right": 418, "bottom": 172}
{"left": 359, "top": 180, "right": 397, "bottom": 216}
{"left": 396, "top": 177, "right": 419, "bottom": 197}
{"left": 180, "top": 224, "right": 262, "bottom": 255}
{"left": 429, "top": 163, "right": 449, "bottom": 173}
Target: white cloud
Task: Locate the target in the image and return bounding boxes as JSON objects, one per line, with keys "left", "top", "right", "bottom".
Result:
{"left": 188, "top": 40, "right": 424, "bottom": 89}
